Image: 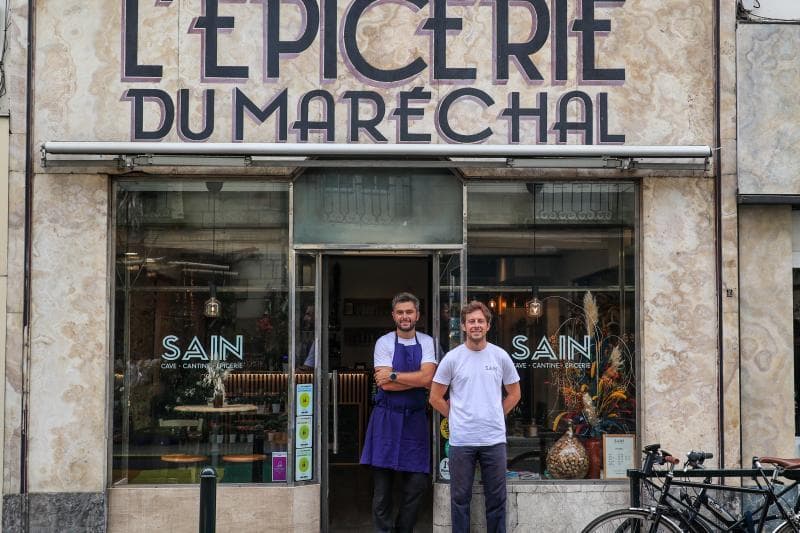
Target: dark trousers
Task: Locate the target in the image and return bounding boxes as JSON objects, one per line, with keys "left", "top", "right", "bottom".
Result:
{"left": 372, "top": 467, "right": 429, "bottom": 533}
{"left": 449, "top": 443, "right": 507, "bottom": 533}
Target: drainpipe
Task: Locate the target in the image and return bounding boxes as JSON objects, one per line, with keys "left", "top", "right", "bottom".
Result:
{"left": 20, "top": 0, "right": 35, "bottom": 528}
{"left": 713, "top": 0, "right": 725, "bottom": 469}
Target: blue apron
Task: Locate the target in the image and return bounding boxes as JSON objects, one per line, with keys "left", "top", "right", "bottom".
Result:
{"left": 360, "top": 334, "right": 430, "bottom": 473}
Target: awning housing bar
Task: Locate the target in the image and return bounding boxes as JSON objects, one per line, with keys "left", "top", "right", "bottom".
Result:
{"left": 41, "top": 142, "right": 712, "bottom": 171}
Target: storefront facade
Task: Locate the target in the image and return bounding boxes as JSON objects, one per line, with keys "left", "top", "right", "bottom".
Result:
{"left": 2, "top": 0, "right": 782, "bottom": 532}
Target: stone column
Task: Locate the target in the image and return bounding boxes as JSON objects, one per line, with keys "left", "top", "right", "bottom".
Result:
{"left": 24, "top": 173, "right": 108, "bottom": 530}
{"left": 641, "top": 177, "right": 719, "bottom": 457}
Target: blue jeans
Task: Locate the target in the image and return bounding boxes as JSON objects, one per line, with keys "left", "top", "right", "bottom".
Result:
{"left": 449, "top": 443, "right": 507, "bottom": 533}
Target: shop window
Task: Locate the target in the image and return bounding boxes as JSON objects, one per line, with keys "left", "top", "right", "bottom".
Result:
{"left": 793, "top": 210, "right": 800, "bottom": 446}
{"left": 459, "top": 182, "right": 637, "bottom": 481}
{"left": 112, "top": 181, "right": 291, "bottom": 485}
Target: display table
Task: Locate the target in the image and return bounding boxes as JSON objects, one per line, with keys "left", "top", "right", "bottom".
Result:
{"left": 174, "top": 404, "right": 257, "bottom": 414}
{"left": 173, "top": 404, "right": 258, "bottom": 466}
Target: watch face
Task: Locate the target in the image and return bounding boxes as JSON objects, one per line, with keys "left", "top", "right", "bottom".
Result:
{"left": 390, "top": 372, "right": 397, "bottom": 381}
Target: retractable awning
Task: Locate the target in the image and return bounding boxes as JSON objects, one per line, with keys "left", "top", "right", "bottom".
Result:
{"left": 41, "top": 142, "right": 712, "bottom": 171}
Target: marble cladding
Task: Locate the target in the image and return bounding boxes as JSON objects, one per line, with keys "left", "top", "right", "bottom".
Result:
{"left": 432, "top": 482, "right": 629, "bottom": 532}
{"left": 641, "top": 178, "right": 719, "bottom": 457}
{"left": 738, "top": 25, "right": 800, "bottom": 195}
{"left": 721, "top": 172, "right": 742, "bottom": 468}
{"left": 107, "top": 484, "right": 320, "bottom": 532}
{"left": 739, "top": 206, "right": 795, "bottom": 460}
{"left": 4, "top": 310, "right": 22, "bottom": 493}
{"left": 28, "top": 174, "right": 108, "bottom": 492}
{"left": 32, "top": 0, "right": 714, "bottom": 149}
{"left": 3, "top": 492, "right": 105, "bottom": 533}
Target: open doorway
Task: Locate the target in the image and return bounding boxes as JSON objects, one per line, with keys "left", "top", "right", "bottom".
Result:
{"left": 322, "top": 255, "right": 434, "bottom": 532}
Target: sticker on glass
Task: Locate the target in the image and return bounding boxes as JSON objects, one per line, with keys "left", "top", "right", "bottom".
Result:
{"left": 439, "top": 458, "right": 450, "bottom": 480}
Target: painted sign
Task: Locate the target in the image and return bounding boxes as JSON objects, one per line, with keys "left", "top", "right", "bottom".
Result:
{"left": 160, "top": 334, "right": 245, "bottom": 369}
{"left": 510, "top": 334, "right": 593, "bottom": 370}
{"left": 120, "top": 0, "right": 627, "bottom": 144}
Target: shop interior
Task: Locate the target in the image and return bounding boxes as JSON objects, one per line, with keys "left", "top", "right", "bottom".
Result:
{"left": 322, "top": 255, "right": 434, "bottom": 532}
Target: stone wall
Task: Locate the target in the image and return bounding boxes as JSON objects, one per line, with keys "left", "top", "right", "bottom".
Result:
{"left": 433, "top": 482, "right": 629, "bottom": 532}
{"left": 738, "top": 25, "right": 800, "bottom": 195}
{"left": 739, "top": 205, "right": 795, "bottom": 460}
{"left": 107, "top": 485, "right": 319, "bottom": 532}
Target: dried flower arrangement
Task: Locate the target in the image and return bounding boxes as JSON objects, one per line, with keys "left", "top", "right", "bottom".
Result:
{"left": 550, "top": 291, "right": 635, "bottom": 437}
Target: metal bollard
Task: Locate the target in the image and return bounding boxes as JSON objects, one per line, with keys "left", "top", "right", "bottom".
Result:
{"left": 628, "top": 469, "right": 641, "bottom": 508}
{"left": 199, "top": 467, "right": 217, "bottom": 533}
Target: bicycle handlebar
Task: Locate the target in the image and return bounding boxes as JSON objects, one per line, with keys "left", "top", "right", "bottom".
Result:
{"left": 687, "top": 451, "right": 713, "bottom": 464}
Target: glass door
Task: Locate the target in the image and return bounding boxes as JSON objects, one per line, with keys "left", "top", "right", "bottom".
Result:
{"left": 432, "top": 251, "right": 463, "bottom": 482}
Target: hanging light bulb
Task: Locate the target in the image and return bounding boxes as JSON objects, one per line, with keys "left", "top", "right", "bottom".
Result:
{"left": 204, "top": 282, "right": 221, "bottom": 318}
{"left": 203, "top": 181, "right": 224, "bottom": 319}
{"left": 488, "top": 298, "right": 497, "bottom": 310}
{"left": 526, "top": 296, "right": 543, "bottom": 319}
{"left": 526, "top": 189, "right": 543, "bottom": 320}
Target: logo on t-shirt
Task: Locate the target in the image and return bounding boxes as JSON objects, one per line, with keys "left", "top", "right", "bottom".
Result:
{"left": 484, "top": 365, "right": 498, "bottom": 371}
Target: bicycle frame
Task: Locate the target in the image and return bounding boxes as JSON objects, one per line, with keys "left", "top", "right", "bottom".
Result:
{"left": 631, "top": 468, "right": 800, "bottom": 532}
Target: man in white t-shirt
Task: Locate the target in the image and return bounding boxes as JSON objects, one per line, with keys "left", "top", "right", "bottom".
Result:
{"left": 360, "top": 292, "right": 437, "bottom": 533}
{"left": 429, "top": 301, "right": 521, "bottom": 533}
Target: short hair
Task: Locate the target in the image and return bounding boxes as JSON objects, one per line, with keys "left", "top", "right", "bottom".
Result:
{"left": 391, "top": 292, "right": 420, "bottom": 312}
{"left": 460, "top": 300, "right": 492, "bottom": 325}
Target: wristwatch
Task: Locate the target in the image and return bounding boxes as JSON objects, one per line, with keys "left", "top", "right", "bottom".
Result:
{"left": 389, "top": 372, "right": 397, "bottom": 382}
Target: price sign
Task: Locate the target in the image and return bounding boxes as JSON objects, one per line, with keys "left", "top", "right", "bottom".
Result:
{"left": 602, "top": 434, "right": 635, "bottom": 479}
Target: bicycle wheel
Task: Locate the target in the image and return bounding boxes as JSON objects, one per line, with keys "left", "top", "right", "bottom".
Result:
{"left": 581, "top": 508, "right": 683, "bottom": 533}
{"left": 773, "top": 520, "right": 800, "bottom": 533}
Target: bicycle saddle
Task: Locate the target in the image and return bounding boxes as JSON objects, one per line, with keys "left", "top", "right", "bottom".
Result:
{"left": 758, "top": 456, "right": 800, "bottom": 469}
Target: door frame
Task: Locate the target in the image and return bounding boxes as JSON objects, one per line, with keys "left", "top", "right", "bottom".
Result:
{"left": 290, "top": 248, "right": 465, "bottom": 531}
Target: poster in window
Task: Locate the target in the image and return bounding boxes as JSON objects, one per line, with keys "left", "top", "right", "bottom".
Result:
{"left": 295, "top": 415, "right": 312, "bottom": 448}
{"left": 295, "top": 447, "right": 313, "bottom": 481}
{"left": 296, "top": 383, "right": 313, "bottom": 416}
{"left": 603, "top": 434, "right": 635, "bottom": 479}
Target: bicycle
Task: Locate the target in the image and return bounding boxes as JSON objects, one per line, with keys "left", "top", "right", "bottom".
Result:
{"left": 581, "top": 443, "right": 800, "bottom": 533}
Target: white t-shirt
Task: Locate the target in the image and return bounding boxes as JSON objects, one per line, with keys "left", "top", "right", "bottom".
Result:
{"left": 432, "top": 342, "right": 520, "bottom": 446}
{"left": 374, "top": 331, "right": 437, "bottom": 367}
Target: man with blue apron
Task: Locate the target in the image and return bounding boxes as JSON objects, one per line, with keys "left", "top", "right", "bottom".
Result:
{"left": 361, "top": 292, "right": 437, "bottom": 533}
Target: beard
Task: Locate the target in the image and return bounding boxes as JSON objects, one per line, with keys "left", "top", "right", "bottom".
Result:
{"left": 396, "top": 320, "right": 417, "bottom": 332}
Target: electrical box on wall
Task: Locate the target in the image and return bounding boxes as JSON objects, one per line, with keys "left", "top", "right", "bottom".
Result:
{"left": 740, "top": 0, "right": 800, "bottom": 21}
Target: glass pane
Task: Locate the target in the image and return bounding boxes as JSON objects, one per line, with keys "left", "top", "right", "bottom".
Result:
{"left": 794, "top": 269, "right": 800, "bottom": 436}
{"left": 439, "top": 253, "right": 462, "bottom": 355}
{"left": 467, "top": 182, "right": 636, "bottom": 481}
{"left": 436, "top": 252, "right": 461, "bottom": 481}
{"left": 295, "top": 254, "right": 317, "bottom": 482}
{"left": 293, "top": 168, "right": 463, "bottom": 245}
{"left": 112, "top": 180, "right": 290, "bottom": 485}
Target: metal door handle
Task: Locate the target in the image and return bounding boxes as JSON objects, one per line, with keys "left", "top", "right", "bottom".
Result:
{"left": 331, "top": 370, "right": 339, "bottom": 454}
